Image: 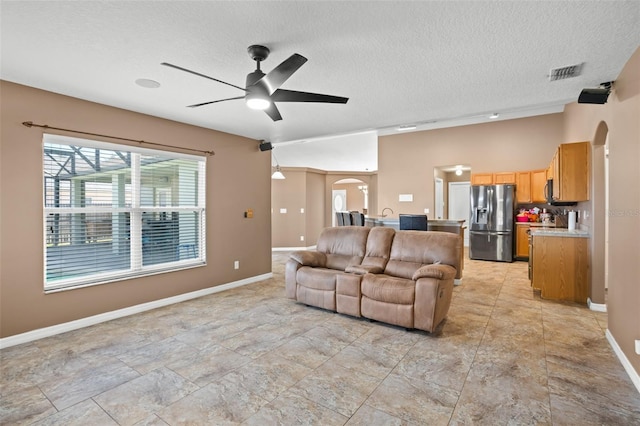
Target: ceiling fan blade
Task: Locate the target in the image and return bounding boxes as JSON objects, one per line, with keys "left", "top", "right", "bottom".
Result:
{"left": 264, "top": 103, "right": 283, "bottom": 121}
{"left": 256, "top": 54, "right": 307, "bottom": 95}
{"left": 272, "top": 89, "right": 349, "bottom": 104}
{"left": 161, "top": 62, "right": 246, "bottom": 92}
{"left": 187, "top": 96, "right": 245, "bottom": 108}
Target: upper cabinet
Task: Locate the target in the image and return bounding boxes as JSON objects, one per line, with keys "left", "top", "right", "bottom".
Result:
{"left": 549, "top": 142, "right": 590, "bottom": 202}
{"left": 471, "top": 142, "right": 589, "bottom": 204}
{"left": 531, "top": 169, "right": 547, "bottom": 203}
{"left": 470, "top": 173, "right": 494, "bottom": 185}
{"left": 516, "top": 171, "right": 532, "bottom": 203}
{"left": 471, "top": 172, "right": 516, "bottom": 185}
{"left": 493, "top": 172, "right": 516, "bottom": 184}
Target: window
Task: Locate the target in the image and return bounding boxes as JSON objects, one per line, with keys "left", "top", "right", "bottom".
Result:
{"left": 43, "top": 134, "right": 206, "bottom": 291}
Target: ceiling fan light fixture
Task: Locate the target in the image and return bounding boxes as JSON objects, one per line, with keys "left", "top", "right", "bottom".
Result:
{"left": 246, "top": 93, "right": 271, "bottom": 110}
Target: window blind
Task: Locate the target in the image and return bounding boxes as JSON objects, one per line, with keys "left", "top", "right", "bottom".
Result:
{"left": 43, "top": 134, "right": 206, "bottom": 291}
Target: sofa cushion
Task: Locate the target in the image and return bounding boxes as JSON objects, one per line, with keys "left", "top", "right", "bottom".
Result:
{"left": 361, "top": 274, "right": 415, "bottom": 305}
{"left": 297, "top": 266, "right": 341, "bottom": 291}
{"left": 384, "top": 231, "right": 460, "bottom": 279}
{"left": 345, "top": 264, "right": 384, "bottom": 274}
{"left": 360, "top": 227, "right": 396, "bottom": 271}
{"left": 316, "top": 226, "right": 370, "bottom": 270}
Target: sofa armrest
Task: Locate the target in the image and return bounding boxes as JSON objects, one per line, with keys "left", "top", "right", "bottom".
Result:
{"left": 345, "top": 265, "right": 384, "bottom": 275}
{"left": 412, "top": 264, "right": 456, "bottom": 281}
{"left": 290, "top": 250, "right": 326, "bottom": 267}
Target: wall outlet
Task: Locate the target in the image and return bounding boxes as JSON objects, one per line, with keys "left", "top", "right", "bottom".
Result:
{"left": 300, "top": 236, "right": 305, "bottom": 242}
{"left": 300, "top": 208, "right": 305, "bottom": 213}
{"left": 424, "top": 208, "right": 429, "bottom": 214}
{"left": 234, "top": 260, "right": 239, "bottom": 270}
{"left": 635, "top": 340, "right": 640, "bottom": 355}
{"left": 280, "top": 208, "right": 287, "bottom": 214}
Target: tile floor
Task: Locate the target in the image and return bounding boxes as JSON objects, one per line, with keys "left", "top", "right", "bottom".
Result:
{"left": 2, "top": 251, "right": 640, "bottom": 425}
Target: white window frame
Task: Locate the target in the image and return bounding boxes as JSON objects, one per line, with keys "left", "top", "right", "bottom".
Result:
{"left": 43, "top": 134, "right": 206, "bottom": 292}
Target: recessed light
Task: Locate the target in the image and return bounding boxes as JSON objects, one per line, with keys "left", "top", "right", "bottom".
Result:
{"left": 397, "top": 124, "right": 417, "bottom": 131}
{"left": 489, "top": 113, "right": 499, "bottom": 119}
{"left": 135, "top": 78, "right": 161, "bottom": 89}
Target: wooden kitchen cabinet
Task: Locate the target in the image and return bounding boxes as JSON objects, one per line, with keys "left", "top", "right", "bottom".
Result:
{"left": 532, "top": 235, "right": 589, "bottom": 303}
{"left": 471, "top": 172, "right": 516, "bottom": 185}
{"left": 549, "top": 142, "right": 590, "bottom": 202}
{"left": 531, "top": 169, "right": 548, "bottom": 203}
{"left": 471, "top": 173, "right": 494, "bottom": 185}
{"left": 516, "top": 171, "right": 532, "bottom": 203}
{"left": 493, "top": 172, "right": 516, "bottom": 184}
{"left": 515, "top": 224, "right": 530, "bottom": 259}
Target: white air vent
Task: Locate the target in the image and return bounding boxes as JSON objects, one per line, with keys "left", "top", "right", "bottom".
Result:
{"left": 548, "top": 63, "right": 583, "bottom": 81}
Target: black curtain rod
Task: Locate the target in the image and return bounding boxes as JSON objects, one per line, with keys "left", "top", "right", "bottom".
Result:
{"left": 22, "top": 121, "right": 215, "bottom": 156}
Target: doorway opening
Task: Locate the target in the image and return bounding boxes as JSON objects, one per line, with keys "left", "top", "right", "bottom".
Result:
{"left": 433, "top": 164, "right": 471, "bottom": 221}
{"left": 590, "top": 121, "right": 609, "bottom": 311}
{"left": 448, "top": 181, "right": 471, "bottom": 246}
{"left": 332, "top": 178, "right": 367, "bottom": 226}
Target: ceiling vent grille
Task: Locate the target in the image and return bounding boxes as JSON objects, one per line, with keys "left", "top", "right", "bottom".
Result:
{"left": 548, "top": 63, "right": 583, "bottom": 81}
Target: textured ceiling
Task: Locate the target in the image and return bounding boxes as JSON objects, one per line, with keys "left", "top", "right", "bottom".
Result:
{"left": 2, "top": 1, "right": 639, "bottom": 171}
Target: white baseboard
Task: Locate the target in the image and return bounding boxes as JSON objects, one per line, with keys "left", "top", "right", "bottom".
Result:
{"left": 0, "top": 273, "right": 272, "bottom": 350}
{"left": 588, "top": 297, "right": 607, "bottom": 312}
{"left": 606, "top": 329, "right": 640, "bottom": 394}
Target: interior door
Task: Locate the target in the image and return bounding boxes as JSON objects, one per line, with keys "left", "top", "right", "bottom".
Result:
{"left": 448, "top": 181, "right": 471, "bottom": 246}
{"left": 332, "top": 190, "right": 347, "bottom": 227}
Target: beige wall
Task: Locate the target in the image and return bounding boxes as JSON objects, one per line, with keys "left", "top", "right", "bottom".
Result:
{"left": 270, "top": 167, "right": 330, "bottom": 248}
{"left": 305, "top": 171, "right": 326, "bottom": 246}
{"left": 271, "top": 169, "right": 307, "bottom": 247}
{"left": 378, "top": 114, "right": 564, "bottom": 217}
{"left": 0, "top": 81, "right": 272, "bottom": 338}
{"left": 563, "top": 47, "right": 640, "bottom": 375}
{"left": 271, "top": 170, "right": 376, "bottom": 248}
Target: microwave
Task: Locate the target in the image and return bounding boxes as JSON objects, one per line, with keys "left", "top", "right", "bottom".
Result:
{"left": 544, "top": 179, "right": 577, "bottom": 206}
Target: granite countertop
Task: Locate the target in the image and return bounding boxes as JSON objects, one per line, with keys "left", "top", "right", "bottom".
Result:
{"left": 530, "top": 228, "right": 589, "bottom": 238}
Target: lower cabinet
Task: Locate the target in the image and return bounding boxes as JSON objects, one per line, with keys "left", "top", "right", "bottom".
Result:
{"left": 532, "top": 235, "right": 589, "bottom": 303}
{"left": 515, "top": 224, "right": 530, "bottom": 259}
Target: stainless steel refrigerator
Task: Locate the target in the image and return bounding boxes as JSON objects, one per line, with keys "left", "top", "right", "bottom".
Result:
{"left": 469, "top": 184, "right": 514, "bottom": 262}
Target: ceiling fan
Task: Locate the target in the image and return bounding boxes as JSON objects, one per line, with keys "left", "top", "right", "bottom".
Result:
{"left": 161, "top": 45, "right": 349, "bottom": 121}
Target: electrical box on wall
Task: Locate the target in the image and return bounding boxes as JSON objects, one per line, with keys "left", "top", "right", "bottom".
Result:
{"left": 244, "top": 209, "right": 253, "bottom": 218}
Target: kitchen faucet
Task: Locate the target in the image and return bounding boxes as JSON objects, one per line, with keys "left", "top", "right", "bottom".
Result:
{"left": 381, "top": 207, "right": 394, "bottom": 217}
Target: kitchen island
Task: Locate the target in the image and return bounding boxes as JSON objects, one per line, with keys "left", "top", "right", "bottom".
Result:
{"left": 365, "top": 217, "right": 466, "bottom": 284}
{"left": 530, "top": 227, "right": 590, "bottom": 304}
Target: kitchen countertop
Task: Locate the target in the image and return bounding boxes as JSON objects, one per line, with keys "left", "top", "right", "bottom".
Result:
{"left": 365, "top": 217, "right": 465, "bottom": 226}
{"left": 516, "top": 222, "right": 556, "bottom": 227}
{"left": 530, "top": 228, "right": 589, "bottom": 238}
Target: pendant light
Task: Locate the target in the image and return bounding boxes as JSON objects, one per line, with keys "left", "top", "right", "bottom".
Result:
{"left": 271, "top": 152, "right": 285, "bottom": 179}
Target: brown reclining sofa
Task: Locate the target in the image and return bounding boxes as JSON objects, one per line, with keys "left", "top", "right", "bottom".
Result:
{"left": 285, "top": 226, "right": 461, "bottom": 333}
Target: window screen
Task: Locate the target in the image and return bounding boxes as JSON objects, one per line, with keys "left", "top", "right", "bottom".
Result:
{"left": 43, "top": 134, "right": 206, "bottom": 291}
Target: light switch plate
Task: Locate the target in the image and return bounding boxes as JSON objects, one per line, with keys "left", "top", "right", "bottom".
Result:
{"left": 635, "top": 340, "right": 640, "bottom": 355}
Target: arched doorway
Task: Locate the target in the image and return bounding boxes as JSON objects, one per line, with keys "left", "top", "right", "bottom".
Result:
{"left": 332, "top": 178, "right": 367, "bottom": 226}
{"left": 590, "top": 121, "right": 609, "bottom": 311}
